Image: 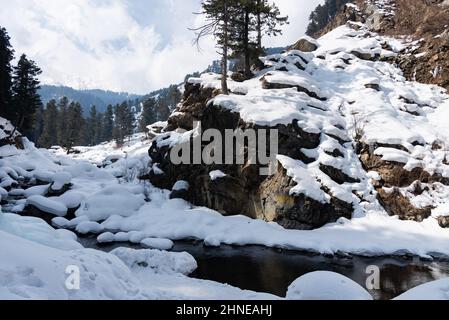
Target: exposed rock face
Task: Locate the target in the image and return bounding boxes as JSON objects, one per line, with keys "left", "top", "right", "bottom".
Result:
{"left": 291, "top": 37, "right": 319, "bottom": 52}
{"left": 359, "top": 143, "right": 449, "bottom": 226}
{"left": 148, "top": 81, "right": 354, "bottom": 230}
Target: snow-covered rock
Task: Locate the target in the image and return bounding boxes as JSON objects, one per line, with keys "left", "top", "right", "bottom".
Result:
{"left": 286, "top": 271, "right": 373, "bottom": 300}
{"left": 141, "top": 238, "right": 174, "bottom": 251}
{"left": 111, "top": 247, "right": 196, "bottom": 275}
{"left": 26, "top": 195, "right": 68, "bottom": 217}
{"left": 395, "top": 278, "right": 449, "bottom": 300}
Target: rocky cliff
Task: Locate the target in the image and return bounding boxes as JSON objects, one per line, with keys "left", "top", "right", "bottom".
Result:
{"left": 147, "top": 0, "right": 449, "bottom": 230}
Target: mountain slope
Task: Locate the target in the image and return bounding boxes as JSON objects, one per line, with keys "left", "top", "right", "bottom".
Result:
{"left": 39, "top": 85, "right": 142, "bottom": 113}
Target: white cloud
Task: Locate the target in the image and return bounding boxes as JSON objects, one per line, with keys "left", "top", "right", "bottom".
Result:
{"left": 0, "top": 0, "right": 323, "bottom": 94}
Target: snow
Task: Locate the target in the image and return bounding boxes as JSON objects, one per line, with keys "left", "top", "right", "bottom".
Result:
{"left": 209, "top": 170, "right": 227, "bottom": 181}
{"left": 286, "top": 271, "right": 373, "bottom": 300}
{"left": 26, "top": 195, "right": 68, "bottom": 217}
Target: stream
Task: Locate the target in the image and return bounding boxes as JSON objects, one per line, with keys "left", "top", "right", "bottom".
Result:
{"left": 5, "top": 184, "right": 449, "bottom": 300}
{"left": 79, "top": 237, "right": 449, "bottom": 300}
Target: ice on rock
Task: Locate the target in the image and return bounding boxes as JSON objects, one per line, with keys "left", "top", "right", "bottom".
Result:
{"left": 97, "top": 232, "right": 116, "bottom": 243}
{"left": 172, "top": 180, "right": 190, "bottom": 191}
{"left": 53, "top": 191, "right": 84, "bottom": 209}
{"left": 24, "top": 185, "right": 50, "bottom": 197}
{"left": 286, "top": 271, "right": 373, "bottom": 300}
{"left": 111, "top": 247, "right": 197, "bottom": 275}
{"left": 141, "top": 238, "right": 174, "bottom": 251}
{"left": 75, "top": 221, "right": 105, "bottom": 235}
{"left": 75, "top": 185, "right": 146, "bottom": 221}
{"left": 26, "top": 195, "right": 68, "bottom": 217}
{"left": 209, "top": 170, "right": 227, "bottom": 181}
{"left": 0, "top": 186, "right": 7, "bottom": 201}
{"left": 50, "top": 172, "right": 72, "bottom": 191}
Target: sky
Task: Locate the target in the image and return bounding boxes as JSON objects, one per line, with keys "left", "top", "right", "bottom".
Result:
{"left": 0, "top": 0, "right": 324, "bottom": 95}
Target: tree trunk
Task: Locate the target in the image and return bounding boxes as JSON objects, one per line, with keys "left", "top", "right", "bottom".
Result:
{"left": 221, "top": 0, "right": 229, "bottom": 95}
{"left": 244, "top": 7, "right": 251, "bottom": 78}
{"left": 257, "top": 0, "right": 262, "bottom": 50}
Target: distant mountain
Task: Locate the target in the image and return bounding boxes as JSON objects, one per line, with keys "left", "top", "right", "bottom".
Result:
{"left": 39, "top": 85, "right": 142, "bottom": 112}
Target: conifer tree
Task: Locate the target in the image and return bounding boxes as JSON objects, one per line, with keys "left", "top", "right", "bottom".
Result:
{"left": 95, "top": 112, "right": 104, "bottom": 144}
{"left": 56, "top": 96, "right": 69, "bottom": 147}
{"left": 124, "top": 102, "right": 135, "bottom": 137}
{"left": 113, "top": 103, "right": 126, "bottom": 146}
{"left": 0, "top": 27, "right": 14, "bottom": 119}
{"left": 139, "top": 98, "right": 157, "bottom": 132}
{"left": 39, "top": 99, "right": 59, "bottom": 148}
{"left": 64, "top": 101, "right": 84, "bottom": 152}
{"left": 192, "top": 0, "right": 236, "bottom": 94}
{"left": 10, "top": 54, "right": 42, "bottom": 136}
{"left": 87, "top": 105, "right": 98, "bottom": 146}
{"left": 102, "top": 104, "right": 114, "bottom": 142}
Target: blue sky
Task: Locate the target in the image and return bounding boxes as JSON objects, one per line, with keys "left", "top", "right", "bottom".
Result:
{"left": 0, "top": 0, "right": 324, "bottom": 94}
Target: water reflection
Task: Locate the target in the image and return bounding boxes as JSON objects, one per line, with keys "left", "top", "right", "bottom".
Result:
{"left": 80, "top": 237, "right": 449, "bottom": 300}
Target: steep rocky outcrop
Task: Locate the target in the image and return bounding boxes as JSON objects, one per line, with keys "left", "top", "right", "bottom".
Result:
{"left": 149, "top": 80, "right": 355, "bottom": 230}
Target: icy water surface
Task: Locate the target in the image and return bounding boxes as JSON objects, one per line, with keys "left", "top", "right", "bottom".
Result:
{"left": 80, "top": 237, "right": 449, "bottom": 300}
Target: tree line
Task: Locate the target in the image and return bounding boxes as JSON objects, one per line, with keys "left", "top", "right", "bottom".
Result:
{"left": 1, "top": 25, "right": 182, "bottom": 151}
{"left": 192, "top": 0, "right": 288, "bottom": 94}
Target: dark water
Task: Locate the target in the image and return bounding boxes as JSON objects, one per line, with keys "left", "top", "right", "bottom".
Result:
{"left": 80, "top": 237, "right": 449, "bottom": 300}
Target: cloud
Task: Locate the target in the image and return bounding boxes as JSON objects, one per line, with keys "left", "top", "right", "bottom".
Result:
{"left": 0, "top": 0, "right": 323, "bottom": 94}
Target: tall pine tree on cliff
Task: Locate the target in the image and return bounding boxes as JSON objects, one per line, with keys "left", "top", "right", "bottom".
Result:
{"left": 0, "top": 27, "right": 14, "bottom": 120}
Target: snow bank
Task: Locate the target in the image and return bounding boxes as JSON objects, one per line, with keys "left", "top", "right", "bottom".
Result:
{"left": 286, "top": 271, "right": 373, "bottom": 300}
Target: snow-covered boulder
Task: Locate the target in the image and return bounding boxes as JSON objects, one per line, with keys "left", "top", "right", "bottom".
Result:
{"left": 110, "top": 247, "right": 197, "bottom": 275}
{"left": 286, "top": 271, "right": 373, "bottom": 300}
{"left": 141, "top": 238, "right": 174, "bottom": 251}
{"left": 25, "top": 195, "right": 68, "bottom": 217}
{"left": 395, "top": 278, "right": 449, "bottom": 300}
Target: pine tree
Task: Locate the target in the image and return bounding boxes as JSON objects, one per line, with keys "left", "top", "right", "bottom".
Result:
{"left": 139, "top": 97, "right": 157, "bottom": 132}
{"left": 192, "top": 0, "right": 237, "bottom": 94}
{"left": 95, "top": 112, "right": 104, "bottom": 144}
{"left": 113, "top": 103, "right": 125, "bottom": 146}
{"left": 87, "top": 105, "right": 98, "bottom": 146}
{"left": 39, "top": 99, "right": 59, "bottom": 148}
{"left": 124, "top": 102, "right": 135, "bottom": 137}
{"left": 10, "top": 54, "right": 42, "bottom": 136}
{"left": 102, "top": 104, "right": 114, "bottom": 142}
{"left": 0, "top": 27, "right": 14, "bottom": 120}
{"left": 32, "top": 104, "right": 44, "bottom": 143}
{"left": 57, "top": 96, "right": 69, "bottom": 147}
{"left": 64, "top": 101, "right": 84, "bottom": 152}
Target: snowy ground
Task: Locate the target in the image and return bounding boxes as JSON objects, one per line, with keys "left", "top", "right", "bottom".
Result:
{"left": 2, "top": 21, "right": 449, "bottom": 299}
